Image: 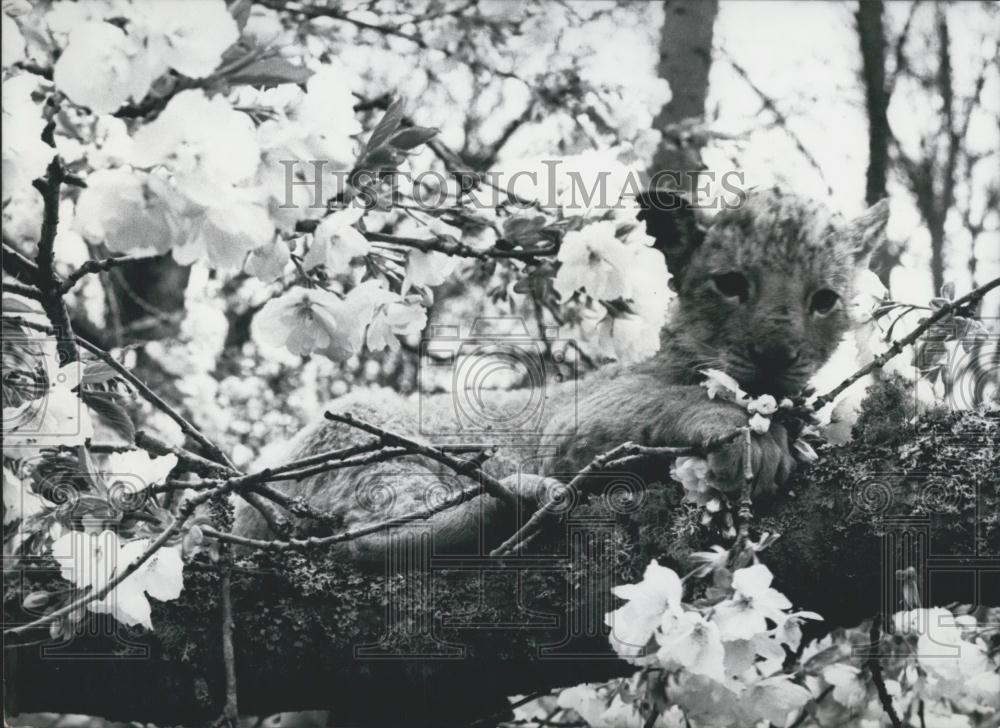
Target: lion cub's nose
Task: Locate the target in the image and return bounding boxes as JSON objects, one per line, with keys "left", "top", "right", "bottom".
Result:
{"left": 748, "top": 343, "right": 800, "bottom": 369}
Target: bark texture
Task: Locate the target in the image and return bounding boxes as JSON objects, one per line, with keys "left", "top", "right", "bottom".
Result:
{"left": 6, "top": 408, "right": 999, "bottom": 727}
{"left": 649, "top": 0, "right": 718, "bottom": 189}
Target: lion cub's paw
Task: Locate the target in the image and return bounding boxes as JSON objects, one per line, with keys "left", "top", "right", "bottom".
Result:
{"left": 706, "top": 422, "right": 796, "bottom": 498}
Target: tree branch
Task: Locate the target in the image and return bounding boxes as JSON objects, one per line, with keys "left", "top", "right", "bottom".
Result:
{"left": 491, "top": 431, "right": 744, "bottom": 556}
{"left": 203, "top": 476, "right": 486, "bottom": 553}
{"left": 325, "top": 411, "right": 518, "bottom": 507}
{"left": 810, "top": 275, "right": 1000, "bottom": 410}
{"left": 867, "top": 616, "right": 903, "bottom": 728}
{"left": 2, "top": 241, "right": 42, "bottom": 284}
{"left": 5, "top": 316, "right": 236, "bottom": 471}
{"left": 32, "top": 157, "right": 77, "bottom": 364}
{"left": 58, "top": 254, "right": 160, "bottom": 295}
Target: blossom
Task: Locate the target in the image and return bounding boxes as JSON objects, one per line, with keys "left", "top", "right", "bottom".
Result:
{"left": 771, "top": 610, "right": 822, "bottom": 652}
{"left": 555, "top": 221, "right": 631, "bottom": 301}
{"left": 2, "top": 12, "right": 26, "bottom": 67}
{"left": 747, "top": 394, "right": 777, "bottom": 416}
{"left": 74, "top": 168, "right": 178, "bottom": 255}
{"left": 3, "top": 338, "right": 94, "bottom": 458}
{"left": 670, "top": 456, "right": 720, "bottom": 508}
{"left": 50, "top": 1, "right": 236, "bottom": 115}
{"left": 848, "top": 269, "right": 887, "bottom": 323}
{"left": 51, "top": 530, "right": 184, "bottom": 630}
{"left": 302, "top": 207, "right": 371, "bottom": 274}
{"left": 605, "top": 559, "right": 683, "bottom": 659}
{"left": 823, "top": 663, "right": 867, "bottom": 708}
{"left": 294, "top": 64, "right": 362, "bottom": 161}
{"left": 131, "top": 90, "right": 260, "bottom": 193}
{"left": 723, "top": 633, "right": 786, "bottom": 679}
{"left": 583, "top": 307, "right": 661, "bottom": 365}
{"left": 748, "top": 412, "right": 771, "bottom": 434}
{"left": 687, "top": 544, "right": 729, "bottom": 578}
{"left": 254, "top": 63, "right": 361, "bottom": 225}
{"left": 53, "top": 21, "right": 153, "bottom": 114}
{"left": 712, "top": 563, "right": 792, "bottom": 640}
{"left": 245, "top": 238, "right": 291, "bottom": 282}
{"left": 2, "top": 75, "right": 54, "bottom": 196}
{"left": 700, "top": 369, "right": 747, "bottom": 402}
{"left": 174, "top": 188, "right": 272, "bottom": 269}
{"left": 101, "top": 450, "right": 178, "bottom": 491}
{"left": 363, "top": 293, "right": 427, "bottom": 352}
{"left": 895, "top": 607, "right": 993, "bottom": 684}
{"left": 403, "top": 249, "right": 457, "bottom": 291}
{"left": 52, "top": 529, "right": 118, "bottom": 593}
{"left": 89, "top": 538, "right": 184, "bottom": 630}
{"left": 3, "top": 466, "right": 45, "bottom": 526}
{"left": 133, "top": 1, "right": 238, "bottom": 79}
{"left": 87, "top": 116, "right": 134, "bottom": 169}
{"left": 251, "top": 286, "right": 345, "bottom": 357}
{"left": 657, "top": 611, "right": 726, "bottom": 682}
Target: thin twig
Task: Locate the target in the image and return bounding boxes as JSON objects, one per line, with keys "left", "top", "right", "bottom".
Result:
{"left": 266, "top": 446, "right": 411, "bottom": 482}
{"left": 216, "top": 561, "right": 239, "bottom": 727}
{"left": 2, "top": 241, "right": 42, "bottom": 283}
{"left": 58, "top": 254, "right": 158, "bottom": 295}
{"left": 2, "top": 281, "right": 41, "bottom": 299}
{"left": 491, "top": 430, "right": 744, "bottom": 556}
{"left": 237, "top": 491, "right": 290, "bottom": 537}
{"left": 3, "top": 480, "right": 233, "bottom": 639}
{"left": 134, "top": 430, "right": 236, "bottom": 478}
{"left": 248, "top": 481, "right": 343, "bottom": 530}
{"left": 722, "top": 52, "right": 834, "bottom": 197}
{"left": 5, "top": 316, "right": 237, "bottom": 471}
{"left": 325, "top": 411, "right": 517, "bottom": 507}
{"left": 249, "top": 440, "right": 383, "bottom": 481}
{"left": 202, "top": 478, "right": 486, "bottom": 552}
{"left": 811, "top": 275, "right": 1000, "bottom": 410}
{"left": 257, "top": 0, "right": 524, "bottom": 83}
{"left": 867, "top": 616, "right": 903, "bottom": 728}
{"left": 737, "top": 428, "right": 754, "bottom": 540}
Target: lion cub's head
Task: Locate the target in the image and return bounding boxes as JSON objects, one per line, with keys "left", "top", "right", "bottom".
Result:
{"left": 638, "top": 187, "right": 888, "bottom": 396}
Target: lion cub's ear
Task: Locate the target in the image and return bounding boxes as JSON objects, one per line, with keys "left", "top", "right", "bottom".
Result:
{"left": 845, "top": 198, "right": 890, "bottom": 267}
{"left": 635, "top": 189, "right": 705, "bottom": 286}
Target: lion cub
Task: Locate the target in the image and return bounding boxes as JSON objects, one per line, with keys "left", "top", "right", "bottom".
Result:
{"left": 234, "top": 188, "right": 888, "bottom": 559}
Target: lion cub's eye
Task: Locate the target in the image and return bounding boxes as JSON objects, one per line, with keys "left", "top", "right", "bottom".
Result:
{"left": 811, "top": 289, "right": 840, "bottom": 315}
{"left": 711, "top": 272, "right": 750, "bottom": 302}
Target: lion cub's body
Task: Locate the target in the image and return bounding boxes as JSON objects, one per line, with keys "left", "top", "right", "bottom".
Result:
{"left": 234, "top": 189, "right": 888, "bottom": 559}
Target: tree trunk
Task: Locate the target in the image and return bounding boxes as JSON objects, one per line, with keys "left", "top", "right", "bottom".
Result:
{"left": 856, "top": 0, "right": 900, "bottom": 283}
{"left": 857, "top": 0, "right": 889, "bottom": 208}
{"left": 649, "top": 0, "right": 718, "bottom": 191}
{"left": 5, "top": 410, "right": 998, "bottom": 727}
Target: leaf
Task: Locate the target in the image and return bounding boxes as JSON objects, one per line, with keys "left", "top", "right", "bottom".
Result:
{"left": 503, "top": 215, "right": 548, "bottom": 246}
{"left": 226, "top": 56, "right": 314, "bottom": 87}
{"left": 365, "top": 98, "right": 405, "bottom": 153}
{"left": 358, "top": 146, "right": 406, "bottom": 172}
{"left": 81, "top": 360, "right": 121, "bottom": 385}
{"left": 81, "top": 391, "right": 135, "bottom": 442}
{"left": 387, "top": 126, "right": 439, "bottom": 150}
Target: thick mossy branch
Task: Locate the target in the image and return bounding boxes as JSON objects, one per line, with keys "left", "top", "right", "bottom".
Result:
{"left": 6, "top": 407, "right": 998, "bottom": 726}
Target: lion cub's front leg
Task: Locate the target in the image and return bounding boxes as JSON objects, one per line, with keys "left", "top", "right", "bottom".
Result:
{"left": 671, "top": 394, "right": 796, "bottom": 498}
{"left": 549, "top": 380, "right": 795, "bottom": 498}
